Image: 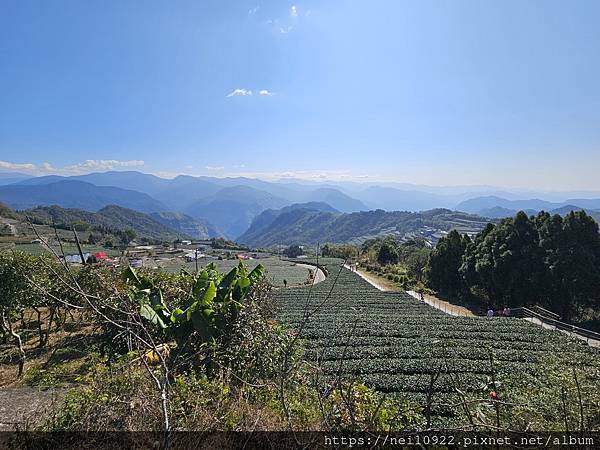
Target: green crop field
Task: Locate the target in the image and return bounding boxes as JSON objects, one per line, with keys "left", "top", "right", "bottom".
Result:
{"left": 273, "top": 258, "right": 600, "bottom": 426}
{"left": 161, "top": 256, "right": 315, "bottom": 287}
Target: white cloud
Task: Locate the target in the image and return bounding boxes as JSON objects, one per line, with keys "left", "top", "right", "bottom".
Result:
{"left": 0, "top": 161, "right": 38, "bottom": 172}
{"left": 205, "top": 166, "right": 225, "bottom": 171}
{"left": 290, "top": 5, "right": 298, "bottom": 17}
{"left": 66, "top": 159, "right": 144, "bottom": 172}
{"left": 248, "top": 5, "right": 259, "bottom": 16}
{"left": 258, "top": 89, "right": 275, "bottom": 96}
{"left": 0, "top": 159, "right": 145, "bottom": 176}
{"left": 226, "top": 88, "right": 253, "bottom": 98}
{"left": 279, "top": 26, "right": 293, "bottom": 34}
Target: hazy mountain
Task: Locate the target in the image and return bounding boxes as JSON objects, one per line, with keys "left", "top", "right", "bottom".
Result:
{"left": 473, "top": 203, "right": 600, "bottom": 224}
{"left": 298, "top": 188, "right": 368, "bottom": 212}
{"left": 151, "top": 176, "right": 223, "bottom": 211}
{"left": 456, "top": 196, "right": 600, "bottom": 220}
{"left": 149, "top": 211, "right": 222, "bottom": 239}
{"left": 355, "top": 186, "right": 457, "bottom": 211}
{"left": 7, "top": 171, "right": 600, "bottom": 232}
{"left": 0, "top": 180, "right": 167, "bottom": 213}
{"left": 563, "top": 199, "right": 600, "bottom": 210}
{"left": 455, "top": 196, "right": 559, "bottom": 214}
{"left": 184, "top": 186, "right": 289, "bottom": 239}
{"left": 13, "top": 171, "right": 360, "bottom": 210}
{"left": 478, "top": 206, "right": 538, "bottom": 219}
{"left": 239, "top": 207, "right": 490, "bottom": 247}
{"left": 0, "top": 172, "right": 32, "bottom": 186}
{"left": 24, "top": 205, "right": 184, "bottom": 241}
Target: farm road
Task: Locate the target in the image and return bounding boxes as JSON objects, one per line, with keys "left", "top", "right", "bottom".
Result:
{"left": 346, "top": 264, "right": 474, "bottom": 317}
{"left": 295, "top": 263, "right": 326, "bottom": 285}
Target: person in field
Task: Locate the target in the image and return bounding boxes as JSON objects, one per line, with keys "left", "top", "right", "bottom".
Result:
{"left": 283, "top": 279, "right": 287, "bottom": 288}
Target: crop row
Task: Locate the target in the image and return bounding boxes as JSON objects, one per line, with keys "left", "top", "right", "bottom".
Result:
{"left": 301, "top": 335, "right": 594, "bottom": 355}
{"left": 273, "top": 261, "right": 599, "bottom": 416}
{"left": 317, "top": 357, "right": 534, "bottom": 376}
{"left": 305, "top": 345, "right": 563, "bottom": 364}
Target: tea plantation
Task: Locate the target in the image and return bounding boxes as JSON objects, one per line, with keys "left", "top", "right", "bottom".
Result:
{"left": 274, "top": 258, "right": 600, "bottom": 426}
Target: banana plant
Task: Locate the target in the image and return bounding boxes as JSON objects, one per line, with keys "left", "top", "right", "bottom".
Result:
{"left": 122, "top": 261, "right": 265, "bottom": 349}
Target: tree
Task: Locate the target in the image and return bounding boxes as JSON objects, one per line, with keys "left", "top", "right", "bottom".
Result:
{"left": 119, "top": 229, "right": 136, "bottom": 247}
{"left": 0, "top": 252, "right": 60, "bottom": 377}
{"left": 283, "top": 245, "right": 303, "bottom": 258}
{"left": 377, "top": 242, "right": 399, "bottom": 265}
{"left": 460, "top": 213, "right": 541, "bottom": 307}
{"left": 321, "top": 243, "right": 358, "bottom": 260}
{"left": 425, "top": 230, "right": 470, "bottom": 297}
{"left": 537, "top": 211, "right": 600, "bottom": 319}
{"left": 405, "top": 247, "right": 431, "bottom": 282}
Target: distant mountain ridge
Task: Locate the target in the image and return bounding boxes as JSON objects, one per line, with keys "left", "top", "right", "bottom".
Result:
{"left": 456, "top": 195, "right": 600, "bottom": 214}
{"left": 458, "top": 196, "right": 600, "bottom": 222}
{"left": 238, "top": 206, "right": 491, "bottom": 247}
{"left": 0, "top": 180, "right": 167, "bottom": 213}
{"left": 6, "top": 171, "right": 370, "bottom": 238}
{"left": 3, "top": 171, "right": 600, "bottom": 239}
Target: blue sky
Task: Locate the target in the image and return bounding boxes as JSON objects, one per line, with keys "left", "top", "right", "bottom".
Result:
{"left": 1, "top": 0, "right": 599, "bottom": 190}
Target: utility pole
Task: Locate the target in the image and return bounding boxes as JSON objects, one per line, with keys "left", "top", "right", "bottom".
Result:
{"left": 72, "top": 226, "right": 86, "bottom": 266}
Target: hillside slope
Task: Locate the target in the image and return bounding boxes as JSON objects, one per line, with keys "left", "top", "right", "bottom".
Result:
{"left": 149, "top": 211, "right": 222, "bottom": 239}
{"left": 184, "top": 186, "right": 289, "bottom": 239}
{"left": 0, "top": 180, "right": 167, "bottom": 213}
{"left": 239, "top": 207, "right": 491, "bottom": 246}
{"left": 24, "top": 205, "right": 186, "bottom": 241}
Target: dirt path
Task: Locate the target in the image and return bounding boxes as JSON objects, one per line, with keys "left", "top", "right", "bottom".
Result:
{"left": 406, "top": 290, "right": 475, "bottom": 317}
{"left": 346, "top": 265, "right": 475, "bottom": 317}
{"left": 295, "top": 263, "right": 326, "bottom": 285}
{"left": 0, "top": 386, "right": 67, "bottom": 430}
{"left": 344, "top": 265, "right": 398, "bottom": 291}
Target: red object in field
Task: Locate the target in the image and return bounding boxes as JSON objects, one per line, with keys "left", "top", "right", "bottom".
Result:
{"left": 94, "top": 251, "right": 108, "bottom": 260}
{"left": 489, "top": 391, "right": 498, "bottom": 400}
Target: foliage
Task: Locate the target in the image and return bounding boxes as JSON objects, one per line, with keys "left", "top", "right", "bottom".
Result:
{"left": 425, "top": 230, "right": 470, "bottom": 296}
{"left": 422, "top": 211, "right": 600, "bottom": 319}
{"left": 283, "top": 245, "right": 303, "bottom": 258}
{"left": 321, "top": 243, "right": 358, "bottom": 260}
{"left": 377, "top": 242, "right": 399, "bottom": 265}
{"left": 121, "top": 260, "right": 265, "bottom": 369}
{"left": 210, "top": 237, "right": 249, "bottom": 251}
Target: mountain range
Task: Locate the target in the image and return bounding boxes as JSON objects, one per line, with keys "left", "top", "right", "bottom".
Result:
{"left": 456, "top": 196, "right": 600, "bottom": 222}
{"left": 238, "top": 205, "right": 492, "bottom": 247}
{"left": 1, "top": 170, "right": 599, "bottom": 240}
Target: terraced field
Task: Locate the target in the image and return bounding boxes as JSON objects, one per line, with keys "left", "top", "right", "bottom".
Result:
{"left": 273, "top": 258, "right": 600, "bottom": 426}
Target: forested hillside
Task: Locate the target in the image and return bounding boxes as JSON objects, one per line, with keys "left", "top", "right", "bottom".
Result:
{"left": 23, "top": 205, "right": 188, "bottom": 241}
{"left": 239, "top": 207, "right": 490, "bottom": 246}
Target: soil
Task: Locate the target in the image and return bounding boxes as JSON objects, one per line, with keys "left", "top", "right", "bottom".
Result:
{"left": 0, "top": 385, "right": 67, "bottom": 430}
